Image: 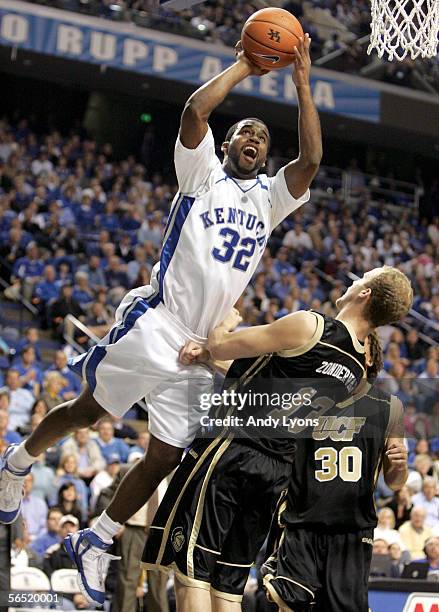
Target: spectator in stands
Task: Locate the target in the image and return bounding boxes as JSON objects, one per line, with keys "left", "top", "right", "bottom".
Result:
{"left": 55, "top": 482, "right": 82, "bottom": 526}
{"left": 282, "top": 222, "right": 313, "bottom": 251}
{"left": 0, "top": 405, "right": 22, "bottom": 444}
{"left": 47, "top": 350, "right": 82, "bottom": 400}
{"left": 61, "top": 428, "right": 105, "bottom": 482}
{"left": 399, "top": 506, "right": 434, "bottom": 559}
{"left": 89, "top": 453, "right": 121, "bottom": 513}
{"left": 31, "top": 147, "right": 53, "bottom": 177}
{"left": 388, "top": 485, "right": 414, "bottom": 529}
{"left": 405, "top": 329, "right": 424, "bottom": 362}
{"left": 85, "top": 301, "right": 112, "bottom": 337}
{"left": 388, "top": 542, "right": 409, "bottom": 578}
{"left": 7, "top": 242, "right": 43, "bottom": 301}
{"left": 374, "top": 507, "right": 405, "bottom": 548}
{"left": 31, "top": 398, "right": 49, "bottom": 418}
{"left": 96, "top": 417, "right": 130, "bottom": 463}
{"left": 407, "top": 454, "right": 435, "bottom": 493}
{"left": 31, "top": 506, "right": 63, "bottom": 557}
{"left": 50, "top": 283, "right": 84, "bottom": 337}
{"left": 0, "top": 368, "right": 34, "bottom": 430}
{"left": 72, "top": 271, "right": 95, "bottom": 311}
{"left": 129, "top": 430, "right": 150, "bottom": 456}
{"left": 33, "top": 264, "right": 60, "bottom": 316}
{"left": 39, "top": 371, "right": 67, "bottom": 411}
{"left": 78, "top": 254, "right": 106, "bottom": 290}
{"left": 13, "top": 346, "right": 43, "bottom": 397}
{"left": 15, "top": 327, "right": 43, "bottom": 363}
{"left": 31, "top": 453, "right": 56, "bottom": 503}
{"left": 53, "top": 453, "right": 89, "bottom": 523}
{"left": 430, "top": 402, "right": 439, "bottom": 438}
{"left": 21, "top": 473, "right": 48, "bottom": 541}
{"left": 420, "top": 536, "right": 439, "bottom": 573}
{"left": 412, "top": 477, "right": 439, "bottom": 527}
{"left": 43, "top": 514, "right": 79, "bottom": 577}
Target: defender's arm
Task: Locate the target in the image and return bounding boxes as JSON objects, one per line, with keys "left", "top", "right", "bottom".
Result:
{"left": 208, "top": 310, "right": 319, "bottom": 361}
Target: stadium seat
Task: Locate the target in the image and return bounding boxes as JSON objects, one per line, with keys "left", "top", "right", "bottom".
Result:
{"left": 50, "top": 568, "right": 80, "bottom": 594}
{"left": 11, "top": 566, "right": 51, "bottom": 591}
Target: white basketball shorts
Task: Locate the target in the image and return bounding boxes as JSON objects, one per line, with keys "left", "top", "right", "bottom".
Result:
{"left": 69, "top": 290, "right": 214, "bottom": 448}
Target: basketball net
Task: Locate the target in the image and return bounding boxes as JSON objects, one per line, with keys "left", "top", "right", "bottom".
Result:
{"left": 367, "top": 0, "right": 439, "bottom": 61}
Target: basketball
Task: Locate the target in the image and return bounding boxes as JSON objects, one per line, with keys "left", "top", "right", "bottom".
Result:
{"left": 241, "top": 8, "right": 304, "bottom": 70}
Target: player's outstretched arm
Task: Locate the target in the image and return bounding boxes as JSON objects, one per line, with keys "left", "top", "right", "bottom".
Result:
{"left": 180, "top": 43, "right": 267, "bottom": 149}
{"left": 383, "top": 397, "right": 409, "bottom": 491}
{"left": 283, "top": 34, "right": 322, "bottom": 199}
{"left": 208, "top": 310, "right": 318, "bottom": 361}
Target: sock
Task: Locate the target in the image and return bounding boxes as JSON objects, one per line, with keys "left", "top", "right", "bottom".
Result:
{"left": 7, "top": 442, "right": 38, "bottom": 472}
{"left": 92, "top": 510, "right": 122, "bottom": 544}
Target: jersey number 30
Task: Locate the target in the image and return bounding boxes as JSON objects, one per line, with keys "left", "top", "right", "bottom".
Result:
{"left": 212, "top": 228, "right": 256, "bottom": 272}
{"left": 314, "top": 447, "right": 362, "bottom": 483}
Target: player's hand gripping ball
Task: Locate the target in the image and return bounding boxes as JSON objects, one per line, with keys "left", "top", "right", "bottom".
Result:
{"left": 241, "top": 7, "right": 304, "bottom": 70}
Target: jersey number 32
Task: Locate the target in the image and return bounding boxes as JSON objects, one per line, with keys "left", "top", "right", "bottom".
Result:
{"left": 212, "top": 228, "right": 256, "bottom": 272}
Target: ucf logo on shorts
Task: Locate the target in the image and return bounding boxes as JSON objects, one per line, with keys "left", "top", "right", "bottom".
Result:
{"left": 171, "top": 527, "right": 185, "bottom": 553}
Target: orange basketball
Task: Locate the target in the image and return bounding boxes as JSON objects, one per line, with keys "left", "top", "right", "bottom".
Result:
{"left": 241, "top": 7, "right": 304, "bottom": 70}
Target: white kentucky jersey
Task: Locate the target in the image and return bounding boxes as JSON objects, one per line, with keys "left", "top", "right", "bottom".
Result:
{"left": 156, "top": 125, "right": 309, "bottom": 337}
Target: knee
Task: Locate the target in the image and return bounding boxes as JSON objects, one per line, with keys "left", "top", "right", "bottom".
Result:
{"left": 66, "top": 393, "right": 107, "bottom": 428}
{"left": 144, "top": 439, "right": 183, "bottom": 478}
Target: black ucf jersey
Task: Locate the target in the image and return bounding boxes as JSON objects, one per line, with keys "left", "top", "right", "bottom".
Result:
{"left": 283, "top": 384, "right": 403, "bottom": 530}
{"left": 211, "top": 312, "right": 366, "bottom": 463}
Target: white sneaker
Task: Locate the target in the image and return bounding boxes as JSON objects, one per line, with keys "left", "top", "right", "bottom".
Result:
{"left": 0, "top": 444, "right": 31, "bottom": 524}
{"left": 64, "top": 529, "right": 120, "bottom": 605}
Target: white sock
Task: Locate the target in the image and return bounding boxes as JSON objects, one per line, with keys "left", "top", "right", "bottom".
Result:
{"left": 7, "top": 442, "right": 38, "bottom": 472}
{"left": 92, "top": 511, "right": 122, "bottom": 544}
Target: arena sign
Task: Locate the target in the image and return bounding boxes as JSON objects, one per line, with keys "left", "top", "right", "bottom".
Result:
{"left": 403, "top": 594, "right": 439, "bottom": 612}
{"left": 369, "top": 590, "right": 439, "bottom": 611}
{"left": 0, "top": 0, "right": 380, "bottom": 123}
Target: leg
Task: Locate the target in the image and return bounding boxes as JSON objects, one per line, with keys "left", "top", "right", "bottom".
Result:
{"left": 114, "top": 527, "right": 146, "bottom": 612}
{"left": 0, "top": 386, "right": 106, "bottom": 525}
{"left": 175, "top": 577, "right": 211, "bottom": 612}
{"left": 25, "top": 386, "right": 106, "bottom": 456}
{"left": 105, "top": 435, "right": 183, "bottom": 524}
{"left": 211, "top": 592, "right": 241, "bottom": 612}
{"left": 146, "top": 569, "right": 170, "bottom": 612}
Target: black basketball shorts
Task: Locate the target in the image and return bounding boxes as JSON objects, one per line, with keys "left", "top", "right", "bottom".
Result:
{"left": 263, "top": 525, "right": 374, "bottom": 612}
{"left": 142, "top": 435, "right": 290, "bottom": 603}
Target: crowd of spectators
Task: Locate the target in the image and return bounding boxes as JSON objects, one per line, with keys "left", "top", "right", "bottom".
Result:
{"left": 0, "top": 112, "right": 438, "bottom": 606}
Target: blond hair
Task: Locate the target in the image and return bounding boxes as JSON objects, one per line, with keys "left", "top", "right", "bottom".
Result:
{"left": 364, "top": 267, "right": 413, "bottom": 326}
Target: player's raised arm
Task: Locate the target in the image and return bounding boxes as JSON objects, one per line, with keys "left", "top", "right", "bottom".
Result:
{"left": 283, "top": 34, "right": 322, "bottom": 199}
{"left": 180, "top": 43, "right": 267, "bottom": 150}
{"left": 383, "top": 397, "right": 409, "bottom": 491}
{"left": 208, "top": 309, "right": 319, "bottom": 360}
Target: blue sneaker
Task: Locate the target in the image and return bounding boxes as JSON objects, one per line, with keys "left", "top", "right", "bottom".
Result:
{"left": 64, "top": 529, "right": 120, "bottom": 605}
{"left": 0, "top": 444, "right": 31, "bottom": 524}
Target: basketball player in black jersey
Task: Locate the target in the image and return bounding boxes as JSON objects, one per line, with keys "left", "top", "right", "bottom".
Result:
{"left": 141, "top": 266, "right": 412, "bottom": 611}
{"left": 262, "top": 331, "right": 409, "bottom": 612}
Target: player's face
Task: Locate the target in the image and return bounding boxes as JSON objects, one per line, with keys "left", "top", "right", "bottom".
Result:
{"left": 224, "top": 121, "right": 270, "bottom": 178}
{"left": 335, "top": 267, "right": 384, "bottom": 311}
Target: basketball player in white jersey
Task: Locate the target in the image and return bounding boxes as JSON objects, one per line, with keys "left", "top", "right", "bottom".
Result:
{"left": 0, "top": 36, "right": 321, "bottom": 603}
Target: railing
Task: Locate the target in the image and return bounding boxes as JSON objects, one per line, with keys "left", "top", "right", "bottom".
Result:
{"left": 63, "top": 314, "right": 150, "bottom": 413}
{"left": 0, "top": 276, "right": 38, "bottom": 317}
{"left": 269, "top": 159, "right": 420, "bottom": 209}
